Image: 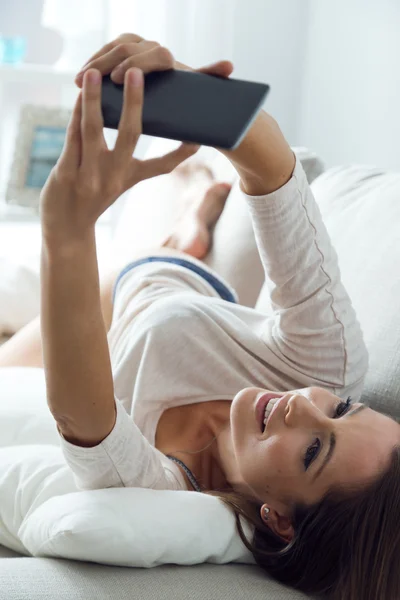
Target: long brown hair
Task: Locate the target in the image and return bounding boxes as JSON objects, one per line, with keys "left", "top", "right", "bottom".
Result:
{"left": 205, "top": 446, "right": 400, "bottom": 599}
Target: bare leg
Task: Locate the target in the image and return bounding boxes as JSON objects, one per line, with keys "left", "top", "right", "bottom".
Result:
{"left": 0, "top": 172, "right": 231, "bottom": 369}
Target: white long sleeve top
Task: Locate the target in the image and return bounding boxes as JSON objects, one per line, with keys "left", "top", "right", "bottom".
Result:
{"left": 57, "top": 158, "right": 369, "bottom": 492}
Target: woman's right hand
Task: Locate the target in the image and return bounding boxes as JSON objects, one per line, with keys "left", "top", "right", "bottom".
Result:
{"left": 75, "top": 32, "right": 234, "bottom": 88}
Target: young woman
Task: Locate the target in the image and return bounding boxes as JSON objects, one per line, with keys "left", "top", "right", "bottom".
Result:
{"left": 1, "top": 33, "right": 400, "bottom": 600}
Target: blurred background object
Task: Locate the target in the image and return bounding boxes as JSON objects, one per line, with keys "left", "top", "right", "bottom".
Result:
{"left": 0, "top": 36, "right": 27, "bottom": 65}
{"left": 0, "top": 0, "right": 399, "bottom": 266}
{"left": 0, "top": 0, "right": 63, "bottom": 65}
{"left": 5, "top": 105, "right": 71, "bottom": 210}
{"left": 41, "top": 0, "right": 109, "bottom": 70}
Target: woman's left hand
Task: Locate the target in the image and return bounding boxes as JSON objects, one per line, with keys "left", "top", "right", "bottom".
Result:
{"left": 40, "top": 67, "right": 199, "bottom": 248}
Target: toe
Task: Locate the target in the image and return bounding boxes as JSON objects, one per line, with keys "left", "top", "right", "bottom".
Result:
{"left": 206, "top": 182, "right": 232, "bottom": 196}
{"left": 196, "top": 182, "right": 232, "bottom": 226}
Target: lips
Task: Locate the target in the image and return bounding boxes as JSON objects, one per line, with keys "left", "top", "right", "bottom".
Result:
{"left": 255, "top": 392, "right": 285, "bottom": 432}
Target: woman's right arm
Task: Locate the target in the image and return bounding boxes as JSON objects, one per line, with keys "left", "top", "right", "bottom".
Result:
{"left": 75, "top": 33, "right": 368, "bottom": 395}
{"left": 220, "top": 110, "right": 296, "bottom": 196}
{"left": 223, "top": 121, "right": 369, "bottom": 395}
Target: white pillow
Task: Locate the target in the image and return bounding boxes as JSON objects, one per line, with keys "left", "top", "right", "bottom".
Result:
{"left": 19, "top": 467, "right": 254, "bottom": 567}
{"left": 0, "top": 368, "right": 59, "bottom": 447}
{"left": 0, "top": 256, "right": 40, "bottom": 336}
{"left": 0, "top": 367, "right": 254, "bottom": 566}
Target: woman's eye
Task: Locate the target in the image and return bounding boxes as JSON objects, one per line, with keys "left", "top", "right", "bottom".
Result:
{"left": 334, "top": 397, "right": 353, "bottom": 419}
{"left": 303, "top": 397, "right": 353, "bottom": 471}
{"left": 304, "top": 438, "right": 321, "bottom": 470}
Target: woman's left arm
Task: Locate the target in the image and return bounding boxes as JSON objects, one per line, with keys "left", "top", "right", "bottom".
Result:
{"left": 40, "top": 64, "right": 199, "bottom": 447}
{"left": 41, "top": 229, "right": 116, "bottom": 447}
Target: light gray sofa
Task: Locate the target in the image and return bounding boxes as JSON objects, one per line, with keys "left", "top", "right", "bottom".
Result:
{"left": 1, "top": 149, "right": 399, "bottom": 600}
{"left": 0, "top": 544, "right": 311, "bottom": 600}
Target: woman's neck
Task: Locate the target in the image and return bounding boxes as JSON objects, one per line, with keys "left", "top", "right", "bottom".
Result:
{"left": 207, "top": 401, "right": 256, "bottom": 497}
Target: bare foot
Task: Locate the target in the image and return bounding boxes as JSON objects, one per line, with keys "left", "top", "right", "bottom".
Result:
{"left": 163, "top": 181, "right": 232, "bottom": 259}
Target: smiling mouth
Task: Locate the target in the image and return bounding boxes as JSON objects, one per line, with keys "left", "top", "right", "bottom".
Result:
{"left": 261, "top": 402, "right": 274, "bottom": 433}
{"left": 256, "top": 392, "right": 285, "bottom": 433}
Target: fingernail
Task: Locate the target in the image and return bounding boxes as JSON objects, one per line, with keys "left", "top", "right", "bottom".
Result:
{"left": 88, "top": 70, "right": 101, "bottom": 84}
{"left": 128, "top": 68, "right": 143, "bottom": 87}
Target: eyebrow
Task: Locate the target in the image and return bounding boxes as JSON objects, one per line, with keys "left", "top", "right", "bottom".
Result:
{"left": 311, "top": 404, "right": 368, "bottom": 483}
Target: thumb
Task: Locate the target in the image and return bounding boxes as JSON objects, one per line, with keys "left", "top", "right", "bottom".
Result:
{"left": 58, "top": 91, "right": 82, "bottom": 171}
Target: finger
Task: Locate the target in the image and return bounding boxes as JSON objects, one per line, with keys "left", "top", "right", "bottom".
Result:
{"left": 78, "top": 33, "right": 144, "bottom": 72}
{"left": 81, "top": 69, "right": 107, "bottom": 167}
{"left": 114, "top": 68, "right": 144, "bottom": 158}
{"left": 109, "top": 46, "right": 174, "bottom": 84}
{"left": 197, "top": 60, "right": 234, "bottom": 78}
{"left": 76, "top": 43, "right": 140, "bottom": 88}
{"left": 75, "top": 38, "right": 152, "bottom": 88}
{"left": 134, "top": 143, "right": 200, "bottom": 184}
{"left": 79, "top": 41, "right": 116, "bottom": 72}
{"left": 58, "top": 92, "right": 83, "bottom": 170}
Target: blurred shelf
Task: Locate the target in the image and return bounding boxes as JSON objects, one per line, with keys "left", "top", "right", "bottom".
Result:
{"left": 0, "top": 200, "right": 111, "bottom": 225}
{"left": 0, "top": 63, "right": 77, "bottom": 85}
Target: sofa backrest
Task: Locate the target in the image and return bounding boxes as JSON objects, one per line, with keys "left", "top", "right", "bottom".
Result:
{"left": 309, "top": 165, "right": 400, "bottom": 416}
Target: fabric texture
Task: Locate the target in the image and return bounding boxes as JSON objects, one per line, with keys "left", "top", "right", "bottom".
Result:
{"left": 0, "top": 557, "right": 311, "bottom": 600}
{"left": 56, "top": 157, "right": 368, "bottom": 494}
{"left": 112, "top": 256, "right": 238, "bottom": 305}
{"left": 310, "top": 165, "right": 400, "bottom": 417}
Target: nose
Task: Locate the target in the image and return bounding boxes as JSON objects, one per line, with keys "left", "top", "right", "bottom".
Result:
{"left": 284, "top": 393, "right": 327, "bottom": 429}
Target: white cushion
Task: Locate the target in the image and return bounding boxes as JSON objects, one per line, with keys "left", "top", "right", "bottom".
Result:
{"left": 0, "top": 367, "right": 254, "bottom": 566}
{"left": 113, "top": 139, "right": 324, "bottom": 308}
{"left": 0, "top": 256, "right": 40, "bottom": 336}
{"left": 309, "top": 165, "right": 400, "bottom": 417}
{"left": 0, "top": 368, "right": 59, "bottom": 447}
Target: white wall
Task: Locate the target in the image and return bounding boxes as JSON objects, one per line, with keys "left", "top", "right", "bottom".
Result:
{"left": 299, "top": 0, "right": 400, "bottom": 170}
{"left": 179, "top": 0, "right": 310, "bottom": 144}
{"left": 109, "top": 0, "right": 310, "bottom": 144}
{"left": 230, "top": 0, "right": 309, "bottom": 144}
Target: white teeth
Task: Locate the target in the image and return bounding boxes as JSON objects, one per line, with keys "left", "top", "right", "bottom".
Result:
{"left": 263, "top": 398, "right": 279, "bottom": 426}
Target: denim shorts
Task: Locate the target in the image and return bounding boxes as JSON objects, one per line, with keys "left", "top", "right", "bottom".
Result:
{"left": 112, "top": 256, "right": 237, "bottom": 305}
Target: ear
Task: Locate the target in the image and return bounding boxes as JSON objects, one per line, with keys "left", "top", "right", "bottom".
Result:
{"left": 260, "top": 504, "right": 294, "bottom": 543}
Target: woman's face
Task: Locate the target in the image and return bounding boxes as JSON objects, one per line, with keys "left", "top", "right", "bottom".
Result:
{"left": 230, "top": 386, "right": 400, "bottom": 538}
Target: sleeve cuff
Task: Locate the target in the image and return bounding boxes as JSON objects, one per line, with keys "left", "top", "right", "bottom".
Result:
{"left": 241, "top": 155, "right": 307, "bottom": 204}
{"left": 57, "top": 397, "right": 127, "bottom": 459}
